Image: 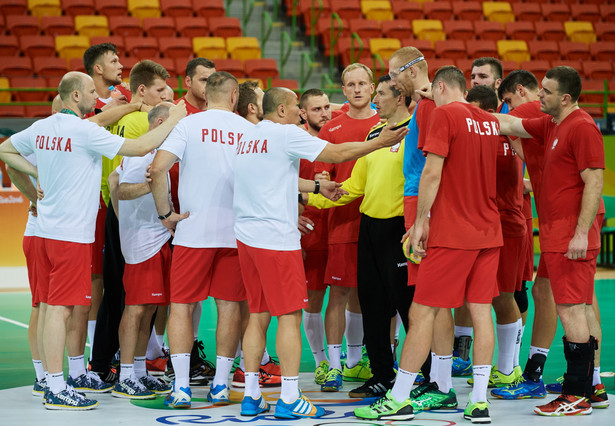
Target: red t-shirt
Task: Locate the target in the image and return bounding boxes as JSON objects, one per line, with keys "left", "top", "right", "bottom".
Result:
{"left": 176, "top": 95, "right": 204, "bottom": 116}
{"left": 416, "top": 98, "right": 437, "bottom": 151}
{"left": 522, "top": 108, "right": 605, "bottom": 252}
{"left": 85, "top": 85, "right": 133, "bottom": 119}
{"left": 422, "top": 102, "right": 502, "bottom": 249}
{"left": 496, "top": 136, "right": 526, "bottom": 237}
{"left": 313, "top": 111, "right": 380, "bottom": 244}
{"left": 299, "top": 159, "right": 328, "bottom": 251}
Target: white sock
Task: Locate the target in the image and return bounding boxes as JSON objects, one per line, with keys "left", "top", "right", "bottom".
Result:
{"left": 390, "top": 368, "right": 416, "bottom": 402}
{"left": 394, "top": 312, "right": 402, "bottom": 340}
{"left": 261, "top": 349, "right": 270, "bottom": 365}
{"left": 344, "top": 310, "right": 364, "bottom": 368}
{"left": 593, "top": 367, "right": 601, "bottom": 386}
{"left": 68, "top": 355, "right": 86, "bottom": 379}
{"left": 134, "top": 356, "right": 147, "bottom": 378}
{"left": 87, "top": 320, "right": 96, "bottom": 360}
{"left": 529, "top": 346, "right": 549, "bottom": 359}
{"left": 513, "top": 322, "right": 524, "bottom": 368}
{"left": 471, "top": 365, "right": 491, "bottom": 404}
{"left": 239, "top": 351, "right": 245, "bottom": 371}
{"left": 435, "top": 355, "right": 453, "bottom": 393}
{"left": 170, "top": 353, "right": 191, "bottom": 389}
{"left": 496, "top": 321, "right": 519, "bottom": 375}
{"left": 33, "top": 359, "right": 45, "bottom": 381}
{"left": 280, "top": 376, "right": 299, "bottom": 403}
{"left": 48, "top": 372, "right": 66, "bottom": 394}
{"left": 328, "top": 344, "right": 343, "bottom": 370}
{"left": 244, "top": 371, "right": 260, "bottom": 399}
{"left": 120, "top": 364, "right": 135, "bottom": 382}
{"left": 429, "top": 352, "right": 438, "bottom": 385}
{"left": 302, "top": 311, "right": 328, "bottom": 365}
{"left": 156, "top": 334, "right": 164, "bottom": 347}
{"left": 146, "top": 328, "right": 164, "bottom": 360}
{"left": 192, "top": 301, "right": 202, "bottom": 339}
{"left": 391, "top": 344, "right": 395, "bottom": 354}
{"left": 455, "top": 326, "right": 473, "bottom": 338}
{"left": 213, "top": 356, "right": 234, "bottom": 387}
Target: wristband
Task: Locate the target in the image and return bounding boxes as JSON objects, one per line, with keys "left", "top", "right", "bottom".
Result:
{"left": 158, "top": 209, "right": 172, "bottom": 220}
{"left": 314, "top": 180, "right": 320, "bottom": 194}
{"left": 298, "top": 193, "right": 304, "bottom": 204}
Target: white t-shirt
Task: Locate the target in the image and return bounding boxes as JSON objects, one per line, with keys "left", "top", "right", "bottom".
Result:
{"left": 233, "top": 120, "right": 327, "bottom": 250}
{"left": 23, "top": 154, "right": 37, "bottom": 237}
{"left": 11, "top": 113, "right": 124, "bottom": 244}
{"left": 159, "top": 109, "right": 254, "bottom": 248}
{"left": 117, "top": 152, "right": 171, "bottom": 264}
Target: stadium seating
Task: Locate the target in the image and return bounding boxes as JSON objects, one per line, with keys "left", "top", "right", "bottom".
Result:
{"left": 26, "top": 105, "right": 53, "bottom": 118}
{"left": 28, "top": 0, "right": 62, "bottom": 17}
{"left": 0, "top": 35, "right": 19, "bottom": 56}
{"left": 564, "top": 22, "right": 596, "bottom": 44}
{"left": 435, "top": 40, "right": 466, "bottom": 60}
{"left": 61, "top": 0, "right": 95, "bottom": 16}
{"left": 536, "top": 22, "right": 566, "bottom": 42}
{"left": 380, "top": 20, "right": 411, "bottom": 41}
{"left": 124, "top": 37, "right": 159, "bottom": 59}
{"left": 540, "top": 4, "right": 570, "bottom": 23}
{"left": 582, "top": 61, "right": 614, "bottom": 80}
{"left": 209, "top": 17, "right": 243, "bottom": 38}
{"left": 244, "top": 58, "right": 279, "bottom": 80}
{"left": 559, "top": 41, "right": 591, "bottom": 61}
{"left": 20, "top": 35, "right": 57, "bottom": 57}
{"left": 96, "top": 0, "right": 128, "bottom": 17}
{"left": 467, "top": 40, "right": 498, "bottom": 59}
{"left": 214, "top": 58, "right": 246, "bottom": 78}
{"left": 427, "top": 59, "right": 454, "bottom": 80}
{"left": 10, "top": 77, "right": 50, "bottom": 102}
{"left": 452, "top": 1, "right": 482, "bottom": 21}
{"left": 423, "top": 1, "right": 453, "bottom": 21}
{"left": 55, "top": 35, "right": 90, "bottom": 61}
{"left": 118, "top": 55, "right": 138, "bottom": 74}
{"left": 127, "top": 0, "right": 161, "bottom": 19}
{"left": 0, "top": 77, "right": 10, "bottom": 103}
{"left": 579, "top": 79, "right": 608, "bottom": 105}
{"left": 159, "top": 0, "right": 191, "bottom": 17}
{"left": 391, "top": 1, "right": 422, "bottom": 21}
{"left": 0, "top": 0, "right": 28, "bottom": 15}
{"left": 109, "top": 16, "right": 142, "bottom": 37}
{"left": 142, "top": 17, "right": 175, "bottom": 37}
{"left": 337, "top": 36, "right": 372, "bottom": 67}
{"left": 443, "top": 20, "right": 473, "bottom": 41}
{"left": 358, "top": 56, "right": 388, "bottom": 80}
{"left": 40, "top": 15, "right": 75, "bottom": 36}
{"left": 361, "top": 0, "right": 394, "bottom": 21}
{"left": 0, "top": 106, "right": 27, "bottom": 117}
{"left": 369, "top": 37, "right": 400, "bottom": 60}
{"left": 90, "top": 35, "right": 125, "bottom": 50}
{"left": 594, "top": 23, "right": 615, "bottom": 42}
{"left": 511, "top": 2, "right": 540, "bottom": 22}
{"left": 497, "top": 40, "right": 530, "bottom": 64}
{"left": 75, "top": 15, "right": 110, "bottom": 37}
{"left": 192, "top": 37, "right": 227, "bottom": 59}
{"left": 519, "top": 60, "right": 549, "bottom": 82}
{"left": 226, "top": 37, "right": 261, "bottom": 61}
{"left": 350, "top": 19, "right": 382, "bottom": 39}
{"left": 482, "top": 2, "right": 515, "bottom": 24}
{"left": 600, "top": 5, "right": 615, "bottom": 23}
{"left": 176, "top": 17, "right": 209, "bottom": 38}
{"left": 193, "top": 0, "right": 225, "bottom": 18}
{"left": 590, "top": 42, "right": 615, "bottom": 61}
{"left": 335, "top": 0, "right": 362, "bottom": 20}
{"left": 6, "top": 15, "right": 40, "bottom": 36}
{"left": 33, "top": 56, "right": 67, "bottom": 76}
{"left": 270, "top": 79, "right": 299, "bottom": 90}
{"left": 69, "top": 57, "right": 86, "bottom": 72}
{"left": 570, "top": 4, "right": 600, "bottom": 24}
{"left": 413, "top": 19, "right": 446, "bottom": 43}
{"left": 155, "top": 57, "right": 175, "bottom": 75}
{"left": 474, "top": 21, "right": 505, "bottom": 41}
{"left": 159, "top": 37, "right": 192, "bottom": 59}
{"left": 505, "top": 21, "right": 536, "bottom": 42}
{"left": 528, "top": 41, "right": 560, "bottom": 62}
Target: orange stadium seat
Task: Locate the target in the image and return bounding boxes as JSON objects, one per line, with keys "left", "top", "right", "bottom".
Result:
{"left": 142, "top": 17, "right": 176, "bottom": 37}
{"left": 452, "top": 1, "right": 483, "bottom": 22}
{"left": 578, "top": 79, "right": 607, "bottom": 105}
{"left": 0, "top": 77, "right": 10, "bottom": 103}
{"left": 443, "top": 20, "right": 473, "bottom": 41}
{"left": 482, "top": 2, "right": 514, "bottom": 24}
{"left": 0, "top": 35, "right": 20, "bottom": 56}
{"left": 358, "top": 56, "right": 388, "bottom": 80}
{"left": 536, "top": 22, "right": 565, "bottom": 42}
{"left": 299, "top": 0, "right": 331, "bottom": 35}
{"left": 10, "top": 77, "right": 50, "bottom": 102}
{"left": 540, "top": 4, "right": 570, "bottom": 23}
{"left": 474, "top": 21, "right": 505, "bottom": 41}
{"left": 75, "top": 15, "right": 109, "bottom": 37}
{"left": 192, "top": 37, "right": 227, "bottom": 59}
{"left": 159, "top": 36, "right": 192, "bottom": 59}
{"left": 511, "top": 2, "right": 540, "bottom": 22}
{"left": 402, "top": 39, "right": 435, "bottom": 59}
{"left": 594, "top": 23, "right": 615, "bottom": 43}
{"left": 369, "top": 37, "right": 400, "bottom": 60}
{"left": 26, "top": 105, "right": 53, "bottom": 118}
{"left": 0, "top": 0, "right": 28, "bottom": 15}
{"left": 244, "top": 58, "right": 279, "bottom": 80}
{"left": 125, "top": 37, "right": 159, "bottom": 59}
{"left": 428, "top": 58, "right": 455, "bottom": 80}
{"left": 226, "top": 37, "right": 261, "bottom": 61}
{"left": 455, "top": 58, "right": 473, "bottom": 76}
{"left": 505, "top": 21, "right": 535, "bottom": 42}
{"left": 361, "top": 0, "right": 394, "bottom": 21}
{"left": 109, "top": 16, "right": 142, "bottom": 37}
{"left": 28, "top": 0, "right": 62, "bottom": 17}
{"left": 336, "top": 0, "right": 363, "bottom": 20}
{"left": 423, "top": 1, "right": 452, "bottom": 21}
{"left": 209, "top": 17, "right": 243, "bottom": 38}
{"left": 33, "top": 56, "right": 67, "bottom": 76}
{"left": 90, "top": 36, "right": 125, "bottom": 51}
{"left": 528, "top": 40, "right": 560, "bottom": 62}
{"left": 582, "top": 61, "right": 614, "bottom": 80}
{"left": 193, "top": 0, "right": 225, "bottom": 19}
{"left": 520, "top": 60, "right": 549, "bottom": 82}
{"left": 40, "top": 15, "right": 74, "bottom": 36}
{"left": 380, "top": 20, "right": 411, "bottom": 40}
{"left": 467, "top": 40, "right": 498, "bottom": 59}
{"left": 118, "top": 55, "right": 138, "bottom": 74}
{"left": 501, "top": 59, "right": 519, "bottom": 76}
{"left": 590, "top": 42, "right": 615, "bottom": 61}
{"left": 337, "top": 36, "right": 372, "bottom": 66}
{"left": 318, "top": 17, "right": 351, "bottom": 56}
{"left": 171, "top": 58, "right": 187, "bottom": 76}
{"left": 6, "top": 15, "right": 40, "bottom": 36}
{"left": 61, "top": 0, "right": 95, "bottom": 16}
{"left": 214, "top": 58, "right": 246, "bottom": 78}
{"left": 413, "top": 19, "right": 445, "bottom": 43}
{"left": 159, "top": 0, "right": 192, "bottom": 17}
{"left": 0, "top": 14, "right": 4, "bottom": 34}
{"left": 550, "top": 59, "right": 581, "bottom": 73}
{"left": 435, "top": 40, "right": 466, "bottom": 60}
{"left": 270, "top": 79, "right": 299, "bottom": 90}
{"left": 600, "top": 5, "right": 615, "bottom": 23}
{"left": 559, "top": 41, "right": 591, "bottom": 61}
{"left": 20, "top": 35, "right": 56, "bottom": 57}
{"left": 69, "top": 57, "right": 86, "bottom": 72}
{"left": 127, "top": 0, "right": 161, "bottom": 19}
{"left": 570, "top": 4, "right": 600, "bottom": 24}
{"left": 96, "top": 0, "right": 128, "bottom": 17}
{"left": 155, "top": 57, "right": 176, "bottom": 75}
{"left": 350, "top": 19, "right": 382, "bottom": 39}
{"left": 497, "top": 40, "right": 530, "bottom": 64}
{"left": 0, "top": 106, "right": 26, "bottom": 117}
{"left": 564, "top": 22, "right": 596, "bottom": 45}
{"left": 176, "top": 17, "right": 209, "bottom": 38}
{"left": 391, "top": 0, "right": 422, "bottom": 21}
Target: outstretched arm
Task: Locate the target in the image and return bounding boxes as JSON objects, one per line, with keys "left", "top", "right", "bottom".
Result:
{"left": 494, "top": 113, "right": 532, "bottom": 138}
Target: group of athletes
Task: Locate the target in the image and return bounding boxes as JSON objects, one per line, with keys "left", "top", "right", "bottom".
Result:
{"left": 0, "top": 41, "right": 607, "bottom": 423}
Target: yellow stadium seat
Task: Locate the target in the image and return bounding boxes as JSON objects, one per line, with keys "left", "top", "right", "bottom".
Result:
{"left": 28, "top": 0, "right": 62, "bottom": 17}
{"left": 127, "top": 0, "right": 161, "bottom": 19}
{"left": 55, "top": 35, "right": 90, "bottom": 62}
{"left": 497, "top": 40, "right": 530, "bottom": 64}
{"left": 361, "top": 0, "right": 394, "bottom": 21}
{"left": 75, "top": 15, "right": 109, "bottom": 37}
{"left": 412, "top": 20, "right": 446, "bottom": 43}
{"left": 0, "top": 77, "right": 11, "bottom": 103}
{"left": 192, "top": 37, "right": 227, "bottom": 59}
{"left": 369, "top": 38, "right": 401, "bottom": 60}
{"left": 564, "top": 21, "right": 596, "bottom": 45}
{"left": 483, "top": 2, "right": 514, "bottom": 24}
{"left": 226, "top": 37, "right": 262, "bottom": 61}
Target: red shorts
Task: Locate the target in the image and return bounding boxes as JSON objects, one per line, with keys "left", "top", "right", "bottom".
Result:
{"left": 542, "top": 250, "right": 598, "bottom": 305}
{"left": 404, "top": 196, "right": 420, "bottom": 286}
{"left": 415, "top": 247, "right": 500, "bottom": 308}
{"left": 91, "top": 194, "right": 106, "bottom": 275}
{"left": 523, "top": 217, "right": 534, "bottom": 281}
{"left": 324, "top": 242, "right": 358, "bottom": 287}
{"left": 497, "top": 235, "right": 527, "bottom": 293}
{"left": 37, "top": 239, "right": 92, "bottom": 306}
{"left": 536, "top": 254, "right": 549, "bottom": 279}
{"left": 304, "top": 249, "right": 328, "bottom": 291}
{"left": 23, "top": 236, "right": 41, "bottom": 306}
{"left": 237, "top": 240, "right": 308, "bottom": 316}
{"left": 170, "top": 245, "right": 246, "bottom": 304}
{"left": 123, "top": 243, "right": 171, "bottom": 305}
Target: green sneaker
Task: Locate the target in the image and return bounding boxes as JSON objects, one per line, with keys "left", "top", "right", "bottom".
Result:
{"left": 464, "top": 398, "right": 491, "bottom": 423}
{"left": 409, "top": 382, "right": 458, "bottom": 412}
{"left": 321, "top": 368, "right": 343, "bottom": 392}
{"left": 467, "top": 365, "right": 521, "bottom": 388}
{"left": 343, "top": 359, "right": 373, "bottom": 382}
{"left": 354, "top": 390, "right": 415, "bottom": 421}
{"left": 314, "top": 360, "right": 329, "bottom": 385}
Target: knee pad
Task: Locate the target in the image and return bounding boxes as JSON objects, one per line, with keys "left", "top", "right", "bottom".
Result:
{"left": 514, "top": 283, "right": 529, "bottom": 314}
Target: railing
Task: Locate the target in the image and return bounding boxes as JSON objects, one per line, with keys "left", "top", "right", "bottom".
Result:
{"left": 299, "top": 52, "right": 313, "bottom": 88}
{"left": 328, "top": 13, "right": 344, "bottom": 78}
{"left": 307, "top": 0, "right": 324, "bottom": 61}
{"left": 242, "top": 0, "right": 255, "bottom": 31}
{"left": 279, "top": 30, "right": 293, "bottom": 79}
{"left": 260, "top": 10, "right": 273, "bottom": 52}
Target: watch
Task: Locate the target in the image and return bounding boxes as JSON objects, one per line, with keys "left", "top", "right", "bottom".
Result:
{"left": 158, "top": 209, "right": 172, "bottom": 220}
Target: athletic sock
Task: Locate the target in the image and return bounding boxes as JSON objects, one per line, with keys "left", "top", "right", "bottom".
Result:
{"left": 471, "top": 365, "right": 491, "bottom": 404}
{"left": 328, "top": 344, "right": 342, "bottom": 370}
{"left": 496, "top": 321, "right": 519, "bottom": 375}
{"left": 120, "top": 364, "right": 135, "bottom": 382}
{"left": 235, "top": 342, "right": 242, "bottom": 359}
{"left": 435, "top": 355, "right": 453, "bottom": 393}
{"left": 87, "top": 320, "right": 96, "bottom": 360}
{"left": 48, "top": 372, "right": 66, "bottom": 395}
{"left": 156, "top": 334, "right": 165, "bottom": 348}
{"left": 244, "top": 372, "right": 260, "bottom": 399}
{"left": 344, "top": 310, "right": 363, "bottom": 367}
{"left": 170, "top": 353, "right": 191, "bottom": 389}
{"left": 146, "top": 328, "right": 164, "bottom": 360}
{"left": 524, "top": 349, "right": 548, "bottom": 382}
{"left": 239, "top": 351, "right": 245, "bottom": 371}
{"left": 68, "top": 355, "right": 86, "bottom": 379}
{"left": 394, "top": 312, "right": 402, "bottom": 341}
{"left": 261, "top": 349, "right": 271, "bottom": 365}
{"left": 390, "top": 368, "right": 416, "bottom": 402}
{"left": 33, "top": 359, "right": 45, "bottom": 381}
{"left": 302, "top": 311, "right": 328, "bottom": 365}
{"left": 213, "top": 356, "right": 234, "bottom": 388}
{"left": 280, "top": 376, "right": 299, "bottom": 403}
{"left": 428, "top": 352, "right": 438, "bottom": 385}
{"left": 192, "top": 301, "right": 202, "bottom": 340}
{"left": 593, "top": 367, "right": 601, "bottom": 386}
{"left": 134, "top": 356, "right": 147, "bottom": 378}
{"left": 513, "top": 321, "right": 524, "bottom": 368}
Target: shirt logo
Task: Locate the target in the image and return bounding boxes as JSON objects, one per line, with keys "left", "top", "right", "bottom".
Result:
{"left": 552, "top": 138, "right": 559, "bottom": 149}
{"left": 390, "top": 142, "right": 400, "bottom": 153}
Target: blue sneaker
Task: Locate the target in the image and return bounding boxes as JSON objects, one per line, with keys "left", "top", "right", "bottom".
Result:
{"left": 207, "top": 383, "right": 230, "bottom": 406}
{"left": 274, "top": 391, "right": 325, "bottom": 419}
{"left": 241, "top": 394, "right": 270, "bottom": 416}
{"left": 164, "top": 382, "right": 192, "bottom": 408}
{"left": 321, "top": 368, "right": 343, "bottom": 392}
{"left": 139, "top": 374, "right": 172, "bottom": 394}
{"left": 45, "top": 386, "right": 99, "bottom": 410}
{"left": 33, "top": 377, "right": 47, "bottom": 397}
{"left": 452, "top": 351, "right": 472, "bottom": 376}
{"left": 67, "top": 370, "right": 113, "bottom": 393}
{"left": 545, "top": 376, "right": 563, "bottom": 394}
{"left": 491, "top": 373, "right": 547, "bottom": 399}
{"left": 112, "top": 377, "right": 156, "bottom": 399}
{"left": 414, "top": 370, "right": 425, "bottom": 385}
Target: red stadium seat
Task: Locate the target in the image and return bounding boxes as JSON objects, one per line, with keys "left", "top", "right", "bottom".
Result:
{"left": 400, "top": 39, "right": 435, "bottom": 59}
{"left": 594, "top": 23, "right": 615, "bottom": 43}
{"left": 336, "top": 36, "right": 372, "bottom": 67}
{"left": 209, "top": 17, "right": 243, "bottom": 38}
{"left": 582, "top": 61, "right": 614, "bottom": 80}
{"left": 578, "top": 79, "right": 607, "bottom": 105}
{"left": 474, "top": 21, "right": 505, "bottom": 42}
{"left": 26, "top": 105, "right": 54, "bottom": 118}
{"left": 69, "top": 57, "right": 86, "bottom": 72}
{"left": 176, "top": 17, "right": 209, "bottom": 38}
{"left": 95, "top": 0, "right": 128, "bottom": 17}
{"left": 501, "top": 60, "right": 519, "bottom": 76}
{"left": 0, "top": 106, "right": 27, "bottom": 117}
{"left": 6, "top": 15, "right": 40, "bottom": 36}
{"left": 155, "top": 57, "right": 176, "bottom": 75}
{"left": 118, "top": 55, "right": 138, "bottom": 74}
{"left": 600, "top": 5, "right": 615, "bottom": 23}
{"left": 528, "top": 41, "right": 560, "bottom": 62}
{"left": 0, "top": 35, "right": 20, "bottom": 56}
{"left": 559, "top": 41, "right": 591, "bottom": 61}
{"left": 423, "top": 1, "right": 453, "bottom": 21}
{"left": 349, "top": 19, "right": 382, "bottom": 39}
{"left": 435, "top": 40, "right": 466, "bottom": 60}
{"left": 20, "top": 35, "right": 56, "bottom": 57}
{"left": 452, "top": 1, "right": 483, "bottom": 21}
{"left": 505, "top": 22, "right": 536, "bottom": 43}
{"left": 519, "top": 60, "right": 550, "bottom": 83}
{"left": 33, "top": 56, "right": 67, "bottom": 77}
{"left": 540, "top": 4, "right": 570, "bottom": 23}
{"left": 269, "top": 79, "right": 299, "bottom": 90}
{"left": 40, "top": 15, "right": 75, "bottom": 36}
{"left": 9, "top": 77, "right": 50, "bottom": 102}
{"left": 570, "top": 4, "right": 600, "bottom": 24}
{"left": 0, "top": 0, "right": 28, "bottom": 15}
{"left": 109, "top": 16, "right": 142, "bottom": 37}
{"left": 590, "top": 42, "right": 615, "bottom": 61}
{"left": 335, "top": 0, "right": 362, "bottom": 20}
{"left": 391, "top": 0, "right": 422, "bottom": 21}
{"left": 0, "top": 57, "right": 32, "bottom": 77}
{"left": 536, "top": 22, "right": 566, "bottom": 42}
{"left": 443, "top": 20, "right": 474, "bottom": 41}
{"left": 159, "top": 0, "right": 192, "bottom": 17}
{"left": 467, "top": 40, "right": 498, "bottom": 58}
{"left": 214, "top": 58, "right": 246, "bottom": 78}
{"left": 61, "top": 0, "right": 95, "bottom": 16}
{"left": 245, "top": 58, "right": 279, "bottom": 80}
{"left": 0, "top": 15, "right": 4, "bottom": 35}
{"left": 318, "top": 16, "right": 351, "bottom": 56}
{"left": 358, "top": 56, "right": 389, "bottom": 80}
{"left": 427, "top": 58, "right": 455, "bottom": 80}
{"left": 125, "top": 37, "right": 160, "bottom": 59}
{"left": 299, "top": 0, "right": 331, "bottom": 34}
{"left": 142, "top": 17, "right": 176, "bottom": 37}
{"left": 511, "top": 2, "right": 540, "bottom": 22}
{"left": 380, "top": 20, "right": 411, "bottom": 41}
{"left": 550, "top": 59, "right": 582, "bottom": 74}
{"left": 193, "top": 0, "right": 225, "bottom": 18}
{"left": 90, "top": 36, "right": 125, "bottom": 51}
{"left": 159, "top": 37, "right": 193, "bottom": 59}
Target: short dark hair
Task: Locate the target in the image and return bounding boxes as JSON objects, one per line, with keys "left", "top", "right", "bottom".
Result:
{"left": 377, "top": 74, "right": 411, "bottom": 106}
{"left": 129, "top": 60, "right": 170, "bottom": 93}
{"left": 237, "top": 80, "right": 260, "bottom": 118}
{"left": 263, "top": 87, "right": 292, "bottom": 116}
{"left": 545, "top": 66, "right": 582, "bottom": 103}
{"left": 471, "top": 57, "right": 503, "bottom": 80}
{"left": 433, "top": 65, "right": 466, "bottom": 92}
{"left": 466, "top": 85, "right": 498, "bottom": 112}
{"left": 185, "top": 57, "right": 215, "bottom": 78}
{"left": 498, "top": 69, "right": 538, "bottom": 101}
{"left": 299, "top": 88, "right": 326, "bottom": 109}
{"left": 83, "top": 43, "right": 119, "bottom": 76}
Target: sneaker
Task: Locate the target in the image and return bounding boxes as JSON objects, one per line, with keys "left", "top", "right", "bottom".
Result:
{"left": 414, "top": 371, "right": 425, "bottom": 385}
{"left": 163, "top": 382, "right": 192, "bottom": 408}
{"left": 164, "top": 352, "right": 213, "bottom": 386}
{"left": 321, "top": 368, "right": 343, "bottom": 392}
{"left": 241, "top": 394, "right": 270, "bottom": 416}
{"left": 45, "top": 386, "right": 99, "bottom": 410}
{"left": 88, "top": 366, "right": 117, "bottom": 384}
{"left": 67, "top": 370, "right": 113, "bottom": 393}
{"left": 343, "top": 359, "right": 373, "bottom": 382}
{"left": 467, "top": 365, "right": 521, "bottom": 388}
{"left": 314, "top": 360, "right": 329, "bottom": 385}
{"left": 591, "top": 383, "right": 609, "bottom": 409}
{"left": 32, "top": 377, "right": 47, "bottom": 397}
{"left": 140, "top": 374, "right": 172, "bottom": 394}
{"left": 534, "top": 394, "right": 592, "bottom": 416}
{"left": 207, "top": 383, "right": 230, "bottom": 406}
{"left": 490, "top": 373, "right": 546, "bottom": 399}
{"left": 232, "top": 367, "right": 246, "bottom": 388}
{"left": 146, "top": 356, "right": 168, "bottom": 375}
{"left": 259, "top": 368, "right": 281, "bottom": 387}
{"left": 452, "top": 351, "right": 472, "bottom": 376}
{"left": 545, "top": 376, "right": 563, "bottom": 394}
{"left": 190, "top": 339, "right": 216, "bottom": 380}
{"left": 112, "top": 377, "right": 156, "bottom": 399}
{"left": 464, "top": 399, "right": 491, "bottom": 423}
{"left": 354, "top": 390, "right": 415, "bottom": 421}
{"left": 409, "top": 382, "right": 458, "bottom": 412}
{"left": 274, "top": 391, "right": 325, "bottom": 419}
{"left": 260, "top": 357, "right": 281, "bottom": 376}
{"left": 349, "top": 377, "right": 395, "bottom": 398}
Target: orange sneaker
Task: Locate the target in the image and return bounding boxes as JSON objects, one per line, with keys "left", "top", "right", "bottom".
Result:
{"left": 259, "top": 369, "right": 282, "bottom": 387}
{"left": 260, "top": 357, "right": 282, "bottom": 376}
{"left": 146, "top": 357, "right": 169, "bottom": 375}
{"left": 534, "top": 394, "right": 592, "bottom": 416}
{"left": 232, "top": 367, "right": 246, "bottom": 388}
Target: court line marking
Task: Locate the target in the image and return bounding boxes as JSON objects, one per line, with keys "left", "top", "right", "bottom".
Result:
{"left": 0, "top": 315, "right": 28, "bottom": 329}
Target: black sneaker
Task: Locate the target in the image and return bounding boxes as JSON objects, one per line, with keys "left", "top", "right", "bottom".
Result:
{"left": 349, "top": 378, "right": 395, "bottom": 398}
{"left": 190, "top": 340, "right": 216, "bottom": 383}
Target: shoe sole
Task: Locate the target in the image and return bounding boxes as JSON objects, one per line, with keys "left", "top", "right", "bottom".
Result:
{"left": 232, "top": 381, "right": 246, "bottom": 388}
{"left": 343, "top": 376, "right": 371, "bottom": 382}
{"left": 72, "top": 387, "right": 113, "bottom": 393}
{"left": 534, "top": 409, "right": 592, "bottom": 416}
{"left": 321, "top": 385, "right": 341, "bottom": 392}
{"left": 32, "top": 390, "right": 44, "bottom": 397}
{"left": 45, "top": 402, "right": 99, "bottom": 410}
{"left": 241, "top": 407, "right": 270, "bottom": 416}
{"left": 491, "top": 392, "right": 546, "bottom": 400}
{"left": 164, "top": 401, "right": 191, "bottom": 408}
{"left": 274, "top": 412, "right": 324, "bottom": 419}
{"left": 591, "top": 401, "right": 609, "bottom": 409}
{"left": 356, "top": 413, "right": 415, "bottom": 421}
{"left": 111, "top": 391, "right": 156, "bottom": 399}
{"left": 149, "top": 389, "right": 172, "bottom": 395}
{"left": 464, "top": 415, "right": 491, "bottom": 423}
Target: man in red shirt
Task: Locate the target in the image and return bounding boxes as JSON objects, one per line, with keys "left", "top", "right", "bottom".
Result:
{"left": 496, "top": 66, "right": 605, "bottom": 416}
{"left": 175, "top": 57, "right": 216, "bottom": 114}
{"left": 355, "top": 66, "right": 502, "bottom": 423}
